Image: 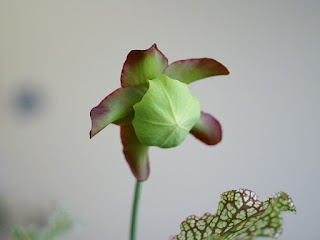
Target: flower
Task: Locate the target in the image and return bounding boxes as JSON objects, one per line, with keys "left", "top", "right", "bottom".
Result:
{"left": 90, "top": 44, "right": 229, "bottom": 181}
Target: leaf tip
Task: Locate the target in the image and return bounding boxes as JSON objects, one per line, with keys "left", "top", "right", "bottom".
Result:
{"left": 89, "top": 130, "right": 94, "bottom": 139}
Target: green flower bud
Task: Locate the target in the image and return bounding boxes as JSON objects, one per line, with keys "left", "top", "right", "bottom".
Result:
{"left": 132, "top": 75, "right": 201, "bottom": 148}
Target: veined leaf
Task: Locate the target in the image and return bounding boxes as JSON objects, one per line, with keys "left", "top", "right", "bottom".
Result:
{"left": 173, "top": 189, "right": 296, "bottom": 240}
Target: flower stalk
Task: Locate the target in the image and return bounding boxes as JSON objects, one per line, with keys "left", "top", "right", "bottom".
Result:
{"left": 130, "top": 180, "right": 142, "bottom": 240}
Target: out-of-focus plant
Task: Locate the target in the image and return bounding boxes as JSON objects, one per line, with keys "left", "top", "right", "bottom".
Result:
{"left": 10, "top": 207, "right": 76, "bottom": 240}
{"left": 0, "top": 200, "right": 7, "bottom": 240}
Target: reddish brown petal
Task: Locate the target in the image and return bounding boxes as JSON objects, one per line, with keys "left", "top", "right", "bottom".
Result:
{"left": 190, "top": 111, "right": 222, "bottom": 145}
{"left": 163, "top": 58, "right": 229, "bottom": 84}
{"left": 121, "top": 44, "right": 168, "bottom": 92}
{"left": 90, "top": 87, "right": 143, "bottom": 138}
{"left": 120, "top": 126, "right": 150, "bottom": 181}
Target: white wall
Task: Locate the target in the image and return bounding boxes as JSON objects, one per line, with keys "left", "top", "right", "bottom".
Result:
{"left": 1, "top": 1, "right": 319, "bottom": 239}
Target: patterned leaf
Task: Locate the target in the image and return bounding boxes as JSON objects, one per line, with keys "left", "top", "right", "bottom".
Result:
{"left": 173, "top": 189, "right": 296, "bottom": 240}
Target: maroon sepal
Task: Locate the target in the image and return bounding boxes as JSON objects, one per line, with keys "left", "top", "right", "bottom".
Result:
{"left": 190, "top": 111, "right": 222, "bottom": 145}
{"left": 120, "top": 125, "right": 150, "bottom": 181}
{"left": 164, "top": 58, "right": 229, "bottom": 84}
{"left": 90, "top": 87, "right": 143, "bottom": 138}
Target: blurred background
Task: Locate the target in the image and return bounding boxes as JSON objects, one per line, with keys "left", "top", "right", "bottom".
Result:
{"left": 1, "top": 1, "right": 319, "bottom": 239}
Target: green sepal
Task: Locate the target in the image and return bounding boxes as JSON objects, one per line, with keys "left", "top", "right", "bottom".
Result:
{"left": 121, "top": 44, "right": 168, "bottom": 92}
{"left": 132, "top": 75, "right": 200, "bottom": 148}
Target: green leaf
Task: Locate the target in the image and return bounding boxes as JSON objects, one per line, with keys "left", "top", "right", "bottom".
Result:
{"left": 132, "top": 75, "right": 201, "bottom": 148}
{"left": 121, "top": 44, "right": 168, "bottom": 92}
{"left": 90, "top": 87, "right": 144, "bottom": 138}
{"left": 173, "top": 189, "right": 296, "bottom": 240}
{"left": 164, "top": 58, "right": 229, "bottom": 85}
{"left": 11, "top": 207, "right": 76, "bottom": 240}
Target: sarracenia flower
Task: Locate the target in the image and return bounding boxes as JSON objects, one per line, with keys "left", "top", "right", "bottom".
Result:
{"left": 90, "top": 44, "right": 229, "bottom": 181}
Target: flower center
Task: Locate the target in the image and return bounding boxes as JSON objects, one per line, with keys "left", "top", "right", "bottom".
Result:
{"left": 132, "top": 74, "right": 200, "bottom": 148}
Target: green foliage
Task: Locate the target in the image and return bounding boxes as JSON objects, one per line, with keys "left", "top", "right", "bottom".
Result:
{"left": 173, "top": 189, "right": 296, "bottom": 240}
{"left": 11, "top": 207, "right": 76, "bottom": 240}
{"left": 133, "top": 75, "right": 200, "bottom": 148}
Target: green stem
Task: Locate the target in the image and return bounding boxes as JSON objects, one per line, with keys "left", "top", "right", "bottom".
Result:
{"left": 130, "top": 180, "right": 142, "bottom": 240}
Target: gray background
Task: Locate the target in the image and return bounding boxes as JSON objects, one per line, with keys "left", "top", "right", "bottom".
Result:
{"left": 1, "top": 1, "right": 319, "bottom": 239}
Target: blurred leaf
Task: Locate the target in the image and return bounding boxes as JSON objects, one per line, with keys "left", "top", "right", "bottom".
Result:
{"left": 173, "top": 189, "right": 296, "bottom": 240}
{"left": 11, "top": 207, "right": 76, "bottom": 240}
